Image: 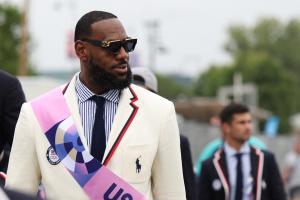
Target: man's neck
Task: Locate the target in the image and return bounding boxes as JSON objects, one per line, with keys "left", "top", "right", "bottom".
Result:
{"left": 225, "top": 140, "right": 246, "bottom": 152}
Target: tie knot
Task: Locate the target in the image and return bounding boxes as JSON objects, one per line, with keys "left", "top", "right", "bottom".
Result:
{"left": 235, "top": 153, "right": 243, "bottom": 160}
{"left": 91, "top": 95, "right": 105, "bottom": 106}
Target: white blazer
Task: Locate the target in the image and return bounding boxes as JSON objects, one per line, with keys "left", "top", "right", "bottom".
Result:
{"left": 6, "top": 74, "right": 186, "bottom": 200}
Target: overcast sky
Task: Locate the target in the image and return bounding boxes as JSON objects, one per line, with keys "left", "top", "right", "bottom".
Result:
{"left": 2, "top": 0, "right": 300, "bottom": 77}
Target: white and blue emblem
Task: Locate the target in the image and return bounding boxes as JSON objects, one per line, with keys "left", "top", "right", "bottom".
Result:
{"left": 46, "top": 146, "right": 61, "bottom": 165}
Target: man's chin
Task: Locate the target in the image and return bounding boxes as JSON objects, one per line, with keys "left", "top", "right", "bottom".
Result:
{"left": 109, "top": 77, "right": 131, "bottom": 90}
{"left": 237, "top": 138, "right": 249, "bottom": 145}
{"left": 115, "top": 74, "right": 129, "bottom": 81}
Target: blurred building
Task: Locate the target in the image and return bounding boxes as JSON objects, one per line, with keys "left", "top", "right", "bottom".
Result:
{"left": 175, "top": 97, "right": 223, "bottom": 123}
{"left": 18, "top": 76, "right": 64, "bottom": 100}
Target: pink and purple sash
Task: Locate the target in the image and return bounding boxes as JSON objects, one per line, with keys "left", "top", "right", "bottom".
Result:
{"left": 31, "top": 87, "right": 146, "bottom": 200}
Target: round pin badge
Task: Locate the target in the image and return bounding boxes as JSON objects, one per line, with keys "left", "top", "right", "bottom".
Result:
{"left": 247, "top": 176, "right": 253, "bottom": 184}
{"left": 212, "top": 179, "right": 222, "bottom": 191}
{"left": 46, "top": 146, "right": 61, "bottom": 165}
{"left": 245, "top": 176, "right": 254, "bottom": 194}
{"left": 261, "top": 180, "right": 267, "bottom": 189}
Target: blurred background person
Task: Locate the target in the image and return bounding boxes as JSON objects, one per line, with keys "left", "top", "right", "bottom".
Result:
{"left": 0, "top": 69, "right": 25, "bottom": 183}
{"left": 132, "top": 67, "right": 158, "bottom": 93}
{"left": 0, "top": 187, "right": 36, "bottom": 200}
{"left": 198, "top": 103, "right": 286, "bottom": 200}
{"left": 195, "top": 116, "right": 266, "bottom": 176}
{"left": 282, "top": 134, "right": 300, "bottom": 200}
{"left": 132, "top": 66, "right": 196, "bottom": 200}
{"left": 0, "top": 69, "right": 33, "bottom": 199}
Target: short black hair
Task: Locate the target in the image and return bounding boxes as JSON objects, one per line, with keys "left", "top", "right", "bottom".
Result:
{"left": 74, "top": 11, "right": 117, "bottom": 42}
{"left": 219, "top": 103, "right": 249, "bottom": 124}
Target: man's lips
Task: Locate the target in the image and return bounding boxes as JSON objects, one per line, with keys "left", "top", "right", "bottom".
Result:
{"left": 112, "top": 64, "right": 128, "bottom": 74}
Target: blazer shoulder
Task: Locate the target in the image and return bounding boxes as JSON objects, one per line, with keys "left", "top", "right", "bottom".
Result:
{"left": 0, "top": 70, "right": 15, "bottom": 80}
{"left": 202, "top": 148, "right": 225, "bottom": 169}
{"left": 251, "top": 146, "right": 277, "bottom": 164}
{"left": 261, "top": 149, "right": 273, "bottom": 156}
{"left": 201, "top": 154, "right": 216, "bottom": 168}
{"left": 251, "top": 146, "right": 274, "bottom": 158}
{"left": 261, "top": 149, "right": 277, "bottom": 163}
{"left": 0, "top": 70, "right": 21, "bottom": 89}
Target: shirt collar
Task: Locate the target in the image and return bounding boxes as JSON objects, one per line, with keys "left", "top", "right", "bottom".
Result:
{"left": 224, "top": 141, "right": 250, "bottom": 157}
{"left": 75, "top": 74, "right": 120, "bottom": 104}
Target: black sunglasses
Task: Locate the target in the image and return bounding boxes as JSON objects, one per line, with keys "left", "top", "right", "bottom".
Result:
{"left": 81, "top": 38, "right": 137, "bottom": 54}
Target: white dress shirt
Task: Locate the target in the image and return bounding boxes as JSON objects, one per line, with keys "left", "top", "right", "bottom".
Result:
{"left": 75, "top": 75, "right": 120, "bottom": 149}
{"left": 224, "top": 142, "right": 253, "bottom": 200}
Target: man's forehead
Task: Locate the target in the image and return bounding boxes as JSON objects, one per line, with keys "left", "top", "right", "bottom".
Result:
{"left": 90, "top": 18, "right": 127, "bottom": 40}
{"left": 232, "top": 112, "right": 252, "bottom": 121}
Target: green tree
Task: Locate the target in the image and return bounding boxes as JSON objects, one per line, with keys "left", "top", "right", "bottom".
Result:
{"left": 0, "top": 4, "right": 21, "bottom": 74}
{"left": 236, "top": 52, "right": 299, "bottom": 132}
{"left": 194, "top": 65, "right": 234, "bottom": 97}
{"left": 157, "top": 74, "right": 193, "bottom": 100}
{"left": 195, "top": 17, "right": 300, "bottom": 133}
{"left": 225, "top": 18, "right": 300, "bottom": 78}
{"left": 276, "top": 19, "right": 300, "bottom": 77}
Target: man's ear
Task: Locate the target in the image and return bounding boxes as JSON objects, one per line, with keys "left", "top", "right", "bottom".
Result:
{"left": 75, "top": 41, "right": 89, "bottom": 62}
{"left": 222, "top": 123, "right": 230, "bottom": 134}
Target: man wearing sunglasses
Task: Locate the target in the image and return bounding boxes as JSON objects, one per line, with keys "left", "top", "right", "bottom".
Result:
{"left": 6, "top": 11, "right": 186, "bottom": 200}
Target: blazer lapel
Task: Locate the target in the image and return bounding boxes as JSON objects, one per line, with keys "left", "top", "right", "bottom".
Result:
{"left": 219, "top": 150, "right": 229, "bottom": 185}
{"left": 250, "top": 147, "right": 264, "bottom": 200}
{"left": 213, "top": 149, "right": 230, "bottom": 200}
{"left": 250, "top": 147, "right": 259, "bottom": 198}
{"left": 103, "top": 86, "right": 139, "bottom": 165}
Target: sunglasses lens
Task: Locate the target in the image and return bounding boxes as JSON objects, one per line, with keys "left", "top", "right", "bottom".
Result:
{"left": 123, "top": 39, "right": 137, "bottom": 52}
{"left": 105, "top": 39, "right": 137, "bottom": 54}
{"left": 107, "top": 41, "right": 122, "bottom": 53}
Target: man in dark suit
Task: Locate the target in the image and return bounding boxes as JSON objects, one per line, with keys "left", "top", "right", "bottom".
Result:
{"left": 198, "top": 103, "right": 286, "bottom": 200}
{"left": 0, "top": 69, "right": 25, "bottom": 174}
{"left": 0, "top": 187, "right": 36, "bottom": 200}
{"left": 180, "top": 134, "right": 196, "bottom": 200}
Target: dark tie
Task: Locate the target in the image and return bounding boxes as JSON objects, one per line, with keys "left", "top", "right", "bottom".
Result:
{"left": 235, "top": 153, "right": 243, "bottom": 200}
{"left": 90, "top": 95, "right": 106, "bottom": 162}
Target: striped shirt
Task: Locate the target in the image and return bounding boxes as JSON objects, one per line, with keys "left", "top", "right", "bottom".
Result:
{"left": 75, "top": 75, "right": 120, "bottom": 149}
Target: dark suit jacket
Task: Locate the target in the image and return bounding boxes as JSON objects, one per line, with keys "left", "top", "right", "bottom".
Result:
{"left": 197, "top": 146, "right": 286, "bottom": 200}
{"left": 0, "top": 187, "right": 36, "bottom": 200}
{"left": 180, "top": 135, "right": 196, "bottom": 200}
{"left": 4, "top": 188, "right": 36, "bottom": 200}
{"left": 0, "top": 70, "right": 25, "bottom": 173}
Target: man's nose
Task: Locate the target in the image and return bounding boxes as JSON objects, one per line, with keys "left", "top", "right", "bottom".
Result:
{"left": 246, "top": 122, "right": 253, "bottom": 129}
{"left": 116, "top": 46, "right": 129, "bottom": 61}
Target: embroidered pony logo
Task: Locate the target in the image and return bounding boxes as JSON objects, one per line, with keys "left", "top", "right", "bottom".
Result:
{"left": 136, "top": 156, "right": 142, "bottom": 173}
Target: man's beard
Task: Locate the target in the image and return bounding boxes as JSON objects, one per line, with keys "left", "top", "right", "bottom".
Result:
{"left": 88, "top": 59, "right": 132, "bottom": 90}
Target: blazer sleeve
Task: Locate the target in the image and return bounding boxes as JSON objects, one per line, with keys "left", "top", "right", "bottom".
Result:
{"left": 151, "top": 103, "right": 186, "bottom": 200}
{"left": 265, "top": 152, "right": 287, "bottom": 200}
{"left": 5, "top": 103, "right": 41, "bottom": 195}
